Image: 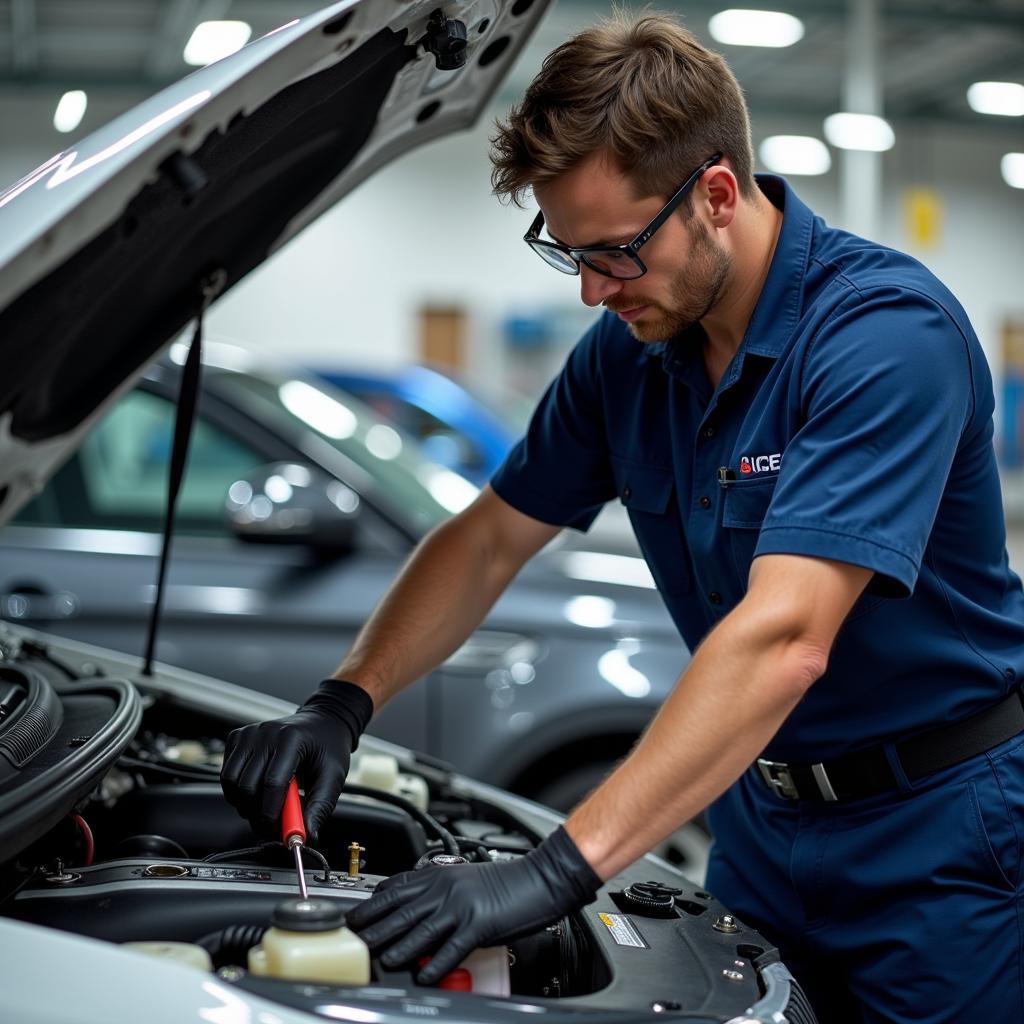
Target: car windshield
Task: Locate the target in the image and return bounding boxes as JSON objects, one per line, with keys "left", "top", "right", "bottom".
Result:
{"left": 210, "top": 363, "right": 479, "bottom": 534}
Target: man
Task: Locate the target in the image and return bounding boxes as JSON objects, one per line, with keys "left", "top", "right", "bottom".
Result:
{"left": 221, "top": 13, "right": 1024, "bottom": 1022}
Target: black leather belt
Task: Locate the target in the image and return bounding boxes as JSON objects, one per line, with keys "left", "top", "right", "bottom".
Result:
{"left": 754, "top": 688, "right": 1024, "bottom": 802}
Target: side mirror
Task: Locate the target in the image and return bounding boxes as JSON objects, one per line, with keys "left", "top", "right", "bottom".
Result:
{"left": 225, "top": 463, "right": 360, "bottom": 552}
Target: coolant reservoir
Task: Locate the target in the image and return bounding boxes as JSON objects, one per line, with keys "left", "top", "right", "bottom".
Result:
{"left": 248, "top": 898, "right": 370, "bottom": 985}
{"left": 349, "top": 752, "right": 429, "bottom": 812}
{"left": 122, "top": 941, "right": 213, "bottom": 972}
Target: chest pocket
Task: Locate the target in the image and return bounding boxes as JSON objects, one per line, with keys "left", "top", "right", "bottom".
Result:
{"left": 723, "top": 474, "right": 886, "bottom": 622}
{"left": 722, "top": 475, "right": 777, "bottom": 583}
{"left": 612, "top": 457, "right": 690, "bottom": 595}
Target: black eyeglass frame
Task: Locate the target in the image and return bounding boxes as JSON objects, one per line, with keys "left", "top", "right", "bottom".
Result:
{"left": 523, "top": 153, "right": 723, "bottom": 280}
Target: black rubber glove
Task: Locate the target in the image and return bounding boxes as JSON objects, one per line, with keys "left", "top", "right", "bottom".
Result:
{"left": 220, "top": 679, "right": 374, "bottom": 841}
{"left": 346, "top": 826, "right": 602, "bottom": 983}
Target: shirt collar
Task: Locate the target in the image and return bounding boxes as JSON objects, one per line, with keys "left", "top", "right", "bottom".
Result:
{"left": 643, "top": 174, "right": 816, "bottom": 381}
{"left": 739, "top": 174, "right": 815, "bottom": 360}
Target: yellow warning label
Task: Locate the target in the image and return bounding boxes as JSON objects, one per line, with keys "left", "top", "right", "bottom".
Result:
{"left": 597, "top": 912, "right": 648, "bottom": 948}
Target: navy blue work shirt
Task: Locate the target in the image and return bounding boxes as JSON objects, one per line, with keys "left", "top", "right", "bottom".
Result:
{"left": 491, "top": 175, "right": 1024, "bottom": 760}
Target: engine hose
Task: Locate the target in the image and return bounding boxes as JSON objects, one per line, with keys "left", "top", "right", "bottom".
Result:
{"left": 202, "top": 841, "right": 331, "bottom": 881}
{"left": 452, "top": 836, "right": 493, "bottom": 861}
{"left": 301, "top": 844, "right": 331, "bottom": 880}
{"left": 116, "top": 756, "right": 219, "bottom": 782}
{"left": 342, "top": 784, "right": 459, "bottom": 855}
{"left": 561, "top": 915, "right": 584, "bottom": 993}
{"left": 472, "top": 803, "right": 545, "bottom": 847}
{"left": 196, "top": 924, "right": 267, "bottom": 970}
{"left": 203, "top": 843, "right": 280, "bottom": 864}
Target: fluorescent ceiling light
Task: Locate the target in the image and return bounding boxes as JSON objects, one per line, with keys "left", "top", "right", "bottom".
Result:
{"left": 183, "top": 20, "right": 252, "bottom": 67}
{"left": 1002, "top": 154, "right": 1024, "bottom": 190}
{"left": 823, "top": 112, "right": 895, "bottom": 152}
{"left": 759, "top": 135, "right": 831, "bottom": 175}
{"left": 53, "top": 90, "right": 87, "bottom": 133}
{"left": 708, "top": 9, "right": 804, "bottom": 47}
{"left": 967, "top": 82, "right": 1024, "bottom": 117}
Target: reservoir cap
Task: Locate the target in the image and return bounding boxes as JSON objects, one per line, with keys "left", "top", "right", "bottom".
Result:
{"left": 271, "top": 897, "right": 345, "bottom": 932}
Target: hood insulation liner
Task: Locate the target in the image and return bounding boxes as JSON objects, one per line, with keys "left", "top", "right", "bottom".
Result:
{"left": 0, "top": 26, "right": 413, "bottom": 442}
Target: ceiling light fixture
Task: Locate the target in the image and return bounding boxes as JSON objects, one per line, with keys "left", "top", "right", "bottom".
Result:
{"left": 967, "top": 82, "right": 1024, "bottom": 117}
{"left": 823, "top": 112, "right": 895, "bottom": 152}
{"left": 759, "top": 135, "right": 831, "bottom": 175}
{"left": 53, "top": 90, "right": 87, "bottom": 133}
{"left": 708, "top": 9, "right": 804, "bottom": 48}
{"left": 183, "top": 21, "right": 253, "bottom": 67}
{"left": 1002, "top": 154, "right": 1024, "bottom": 190}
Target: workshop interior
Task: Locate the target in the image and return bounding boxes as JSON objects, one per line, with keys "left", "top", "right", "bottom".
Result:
{"left": 0, "top": 1, "right": 1022, "bottom": 1023}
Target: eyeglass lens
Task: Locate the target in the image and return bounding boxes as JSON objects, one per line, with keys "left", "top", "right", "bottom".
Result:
{"left": 530, "top": 242, "right": 578, "bottom": 274}
{"left": 529, "top": 241, "right": 645, "bottom": 279}
{"left": 581, "top": 250, "right": 644, "bottom": 279}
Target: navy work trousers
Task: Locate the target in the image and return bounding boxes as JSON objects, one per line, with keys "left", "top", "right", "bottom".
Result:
{"left": 706, "top": 733, "right": 1024, "bottom": 1023}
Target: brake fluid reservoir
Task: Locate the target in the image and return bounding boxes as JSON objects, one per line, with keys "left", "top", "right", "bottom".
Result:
{"left": 412, "top": 855, "right": 510, "bottom": 996}
{"left": 456, "top": 947, "right": 511, "bottom": 996}
{"left": 350, "top": 753, "right": 429, "bottom": 812}
{"left": 248, "top": 898, "right": 370, "bottom": 985}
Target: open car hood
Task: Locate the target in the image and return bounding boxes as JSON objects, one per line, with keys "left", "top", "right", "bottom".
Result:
{"left": 0, "top": 0, "right": 549, "bottom": 527}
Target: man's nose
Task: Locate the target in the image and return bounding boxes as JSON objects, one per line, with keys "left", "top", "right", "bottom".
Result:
{"left": 579, "top": 264, "right": 623, "bottom": 307}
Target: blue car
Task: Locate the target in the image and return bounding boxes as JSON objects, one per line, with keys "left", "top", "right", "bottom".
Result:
{"left": 315, "top": 364, "right": 522, "bottom": 484}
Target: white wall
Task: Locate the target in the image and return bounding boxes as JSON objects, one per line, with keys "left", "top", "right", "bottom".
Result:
{"left": 2, "top": 92, "right": 1022, "bottom": 406}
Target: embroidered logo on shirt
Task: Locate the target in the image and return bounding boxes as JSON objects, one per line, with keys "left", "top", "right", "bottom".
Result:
{"left": 740, "top": 453, "right": 781, "bottom": 475}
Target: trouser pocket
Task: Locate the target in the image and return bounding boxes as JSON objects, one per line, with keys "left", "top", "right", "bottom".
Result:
{"left": 969, "top": 737, "right": 1024, "bottom": 893}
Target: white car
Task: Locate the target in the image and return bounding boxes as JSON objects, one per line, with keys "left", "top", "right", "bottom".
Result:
{"left": 0, "top": 2, "right": 813, "bottom": 1021}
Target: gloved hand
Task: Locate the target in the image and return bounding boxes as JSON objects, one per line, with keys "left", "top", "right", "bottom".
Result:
{"left": 346, "top": 825, "right": 603, "bottom": 983}
{"left": 220, "top": 679, "right": 374, "bottom": 841}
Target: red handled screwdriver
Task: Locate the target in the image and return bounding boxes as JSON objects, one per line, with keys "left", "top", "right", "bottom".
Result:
{"left": 281, "top": 776, "right": 309, "bottom": 901}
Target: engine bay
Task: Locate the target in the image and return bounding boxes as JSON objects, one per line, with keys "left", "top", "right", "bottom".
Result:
{"left": 0, "top": 626, "right": 811, "bottom": 1023}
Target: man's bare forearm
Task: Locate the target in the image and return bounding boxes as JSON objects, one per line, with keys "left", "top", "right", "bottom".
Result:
{"left": 565, "top": 556, "right": 871, "bottom": 880}
{"left": 333, "top": 488, "right": 558, "bottom": 708}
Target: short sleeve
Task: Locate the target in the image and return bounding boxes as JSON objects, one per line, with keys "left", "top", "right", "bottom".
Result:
{"left": 490, "top": 317, "right": 616, "bottom": 530}
{"left": 755, "top": 289, "right": 975, "bottom": 597}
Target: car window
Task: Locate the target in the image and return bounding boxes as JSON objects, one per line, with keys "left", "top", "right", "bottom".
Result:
{"left": 359, "top": 390, "right": 448, "bottom": 438}
{"left": 14, "top": 389, "right": 263, "bottom": 536}
{"left": 355, "top": 390, "right": 484, "bottom": 472}
{"left": 209, "top": 369, "right": 479, "bottom": 534}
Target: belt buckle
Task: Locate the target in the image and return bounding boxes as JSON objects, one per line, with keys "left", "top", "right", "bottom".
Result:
{"left": 756, "top": 758, "right": 800, "bottom": 800}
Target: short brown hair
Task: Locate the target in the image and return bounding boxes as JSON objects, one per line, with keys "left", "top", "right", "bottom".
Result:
{"left": 490, "top": 10, "right": 756, "bottom": 208}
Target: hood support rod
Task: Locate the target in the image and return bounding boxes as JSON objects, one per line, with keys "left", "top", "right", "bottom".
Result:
{"left": 142, "top": 268, "right": 227, "bottom": 676}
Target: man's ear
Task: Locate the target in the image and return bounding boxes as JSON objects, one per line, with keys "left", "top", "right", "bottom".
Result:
{"left": 702, "top": 166, "right": 738, "bottom": 228}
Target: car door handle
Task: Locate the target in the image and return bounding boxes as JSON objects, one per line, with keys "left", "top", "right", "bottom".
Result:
{"left": 0, "top": 587, "right": 80, "bottom": 621}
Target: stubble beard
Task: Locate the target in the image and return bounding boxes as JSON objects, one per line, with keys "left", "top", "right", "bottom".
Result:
{"left": 620, "top": 222, "right": 732, "bottom": 344}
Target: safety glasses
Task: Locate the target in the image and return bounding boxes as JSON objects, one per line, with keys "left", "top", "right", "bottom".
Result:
{"left": 524, "top": 154, "right": 722, "bottom": 280}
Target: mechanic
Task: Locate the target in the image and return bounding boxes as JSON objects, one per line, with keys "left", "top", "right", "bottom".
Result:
{"left": 221, "top": 13, "right": 1024, "bottom": 1022}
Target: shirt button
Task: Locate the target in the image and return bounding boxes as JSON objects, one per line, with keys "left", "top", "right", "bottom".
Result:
{"left": 622, "top": 485, "right": 632, "bottom": 502}
{"left": 1005, "top": 668, "right": 1017, "bottom": 680}
{"left": 708, "top": 591, "right": 722, "bottom": 605}
{"left": 699, "top": 495, "right": 711, "bottom": 509}
{"left": 702, "top": 425, "right": 716, "bottom": 440}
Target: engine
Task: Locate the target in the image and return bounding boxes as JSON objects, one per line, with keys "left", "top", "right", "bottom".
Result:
{"left": 1, "top": 728, "right": 595, "bottom": 997}
{"left": 0, "top": 627, "right": 816, "bottom": 1023}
